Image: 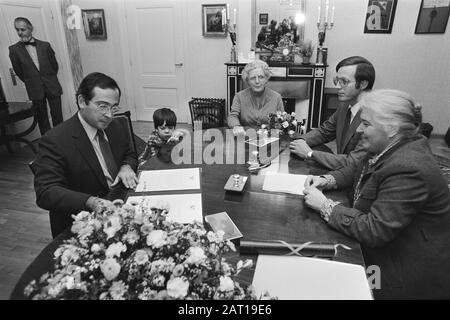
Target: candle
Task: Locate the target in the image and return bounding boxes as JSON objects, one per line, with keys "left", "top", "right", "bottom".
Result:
{"left": 233, "top": 8, "right": 236, "bottom": 25}
{"left": 317, "top": 5, "right": 321, "bottom": 23}
{"left": 222, "top": 8, "right": 226, "bottom": 25}
{"left": 331, "top": 6, "right": 335, "bottom": 24}
{"left": 325, "top": 3, "right": 329, "bottom": 23}
{"left": 226, "top": 4, "right": 230, "bottom": 19}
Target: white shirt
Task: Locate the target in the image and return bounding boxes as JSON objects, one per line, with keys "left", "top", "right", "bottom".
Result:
{"left": 78, "top": 112, "right": 114, "bottom": 187}
{"left": 348, "top": 101, "right": 361, "bottom": 124}
{"left": 24, "top": 41, "right": 39, "bottom": 70}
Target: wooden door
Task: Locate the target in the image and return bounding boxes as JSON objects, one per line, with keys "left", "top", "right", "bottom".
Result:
{"left": 124, "top": 0, "right": 188, "bottom": 122}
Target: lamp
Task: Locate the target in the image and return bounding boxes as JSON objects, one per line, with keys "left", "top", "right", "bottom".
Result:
{"left": 316, "top": 0, "right": 334, "bottom": 65}
{"left": 223, "top": 5, "right": 237, "bottom": 62}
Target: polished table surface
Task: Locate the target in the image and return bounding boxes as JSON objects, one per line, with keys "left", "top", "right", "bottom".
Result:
{"left": 10, "top": 128, "right": 364, "bottom": 299}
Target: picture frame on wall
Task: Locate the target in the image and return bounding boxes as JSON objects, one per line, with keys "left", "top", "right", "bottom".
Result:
{"left": 82, "top": 9, "right": 107, "bottom": 40}
{"left": 259, "top": 13, "right": 268, "bottom": 25}
{"left": 364, "top": 0, "right": 398, "bottom": 33}
{"left": 415, "top": 0, "right": 450, "bottom": 34}
{"left": 202, "top": 4, "right": 227, "bottom": 37}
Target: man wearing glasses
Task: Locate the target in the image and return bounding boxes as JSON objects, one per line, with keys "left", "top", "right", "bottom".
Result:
{"left": 290, "top": 56, "right": 375, "bottom": 170}
{"left": 33, "top": 72, "right": 138, "bottom": 238}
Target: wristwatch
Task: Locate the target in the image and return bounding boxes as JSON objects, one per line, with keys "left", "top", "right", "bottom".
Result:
{"left": 307, "top": 151, "right": 313, "bottom": 159}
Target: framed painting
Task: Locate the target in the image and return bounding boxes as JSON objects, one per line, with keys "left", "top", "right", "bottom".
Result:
{"left": 259, "top": 13, "right": 268, "bottom": 25}
{"left": 415, "top": 0, "right": 450, "bottom": 34}
{"left": 82, "top": 9, "right": 107, "bottom": 40}
{"left": 202, "top": 4, "right": 227, "bottom": 37}
{"left": 364, "top": 0, "right": 398, "bottom": 33}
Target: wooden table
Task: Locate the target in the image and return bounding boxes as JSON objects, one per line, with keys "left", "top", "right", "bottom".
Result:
{"left": 0, "top": 101, "right": 38, "bottom": 154}
{"left": 9, "top": 128, "right": 365, "bottom": 299}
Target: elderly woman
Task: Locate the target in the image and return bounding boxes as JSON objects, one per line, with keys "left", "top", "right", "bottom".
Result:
{"left": 303, "top": 89, "right": 450, "bottom": 299}
{"left": 227, "top": 60, "right": 284, "bottom": 135}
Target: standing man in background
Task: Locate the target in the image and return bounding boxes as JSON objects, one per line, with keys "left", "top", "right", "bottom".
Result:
{"left": 9, "top": 17, "right": 63, "bottom": 135}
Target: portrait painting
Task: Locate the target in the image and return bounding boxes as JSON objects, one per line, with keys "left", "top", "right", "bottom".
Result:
{"left": 202, "top": 4, "right": 227, "bottom": 37}
{"left": 415, "top": 0, "right": 450, "bottom": 34}
{"left": 82, "top": 9, "right": 107, "bottom": 40}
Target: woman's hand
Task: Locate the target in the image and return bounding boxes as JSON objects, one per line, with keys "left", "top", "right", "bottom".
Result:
{"left": 303, "top": 186, "right": 328, "bottom": 211}
{"left": 233, "top": 126, "right": 245, "bottom": 136}
{"left": 304, "top": 175, "right": 329, "bottom": 189}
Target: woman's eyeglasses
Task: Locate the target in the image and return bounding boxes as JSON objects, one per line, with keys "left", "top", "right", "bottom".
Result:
{"left": 333, "top": 77, "right": 355, "bottom": 88}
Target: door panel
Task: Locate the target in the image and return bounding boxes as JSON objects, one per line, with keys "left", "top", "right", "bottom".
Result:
{"left": 125, "top": 0, "right": 187, "bottom": 122}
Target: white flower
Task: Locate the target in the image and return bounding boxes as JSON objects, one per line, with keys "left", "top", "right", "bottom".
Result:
{"left": 167, "top": 277, "right": 189, "bottom": 299}
{"left": 134, "top": 250, "right": 149, "bottom": 265}
{"left": 185, "top": 247, "right": 206, "bottom": 265}
{"left": 261, "top": 124, "right": 267, "bottom": 129}
{"left": 91, "top": 243, "right": 102, "bottom": 253}
{"left": 288, "top": 130, "right": 295, "bottom": 135}
{"left": 282, "top": 121, "right": 289, "bottom": 128}
{"left": 146, "top": 230, "right": 167, "bottom": 248}
{"left": 104, "top": 215, "right": 122, "bottom": 239}
{"left": 292, "top": 119, "right": 298, "bottom": 126}
{"left": 122, "top": 230, "right": 139, "bottom": 245}
{"left": 282, "top": 111, "right": 287, "bottom": 115}
{"left": 109, "top": 281, "right": 127, "bottom": 300}
{"left": 100, "top": 258, "right": 121, "bottom": 281}
{"left": 219, "top": 276, "right": 234, "bottom": 292}
{"left": 105, "top": 242, "right": 127, "bottom": 258}
{"left": 291, "top": 112, "right": 296, "bottom": 117}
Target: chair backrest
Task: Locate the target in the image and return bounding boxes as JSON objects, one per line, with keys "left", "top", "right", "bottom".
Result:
{"left": 113, "top": 111, "right": 137, "bottom": 155}
{"left": 189, "top": 98, "right": 225, "bottom": 129}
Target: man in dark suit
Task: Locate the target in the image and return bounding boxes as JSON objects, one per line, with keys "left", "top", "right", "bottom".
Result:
{"left": 33, "top": 72, "right": 138, "bottom": 238}
{"left": 9, "top": 17, "right": 63, "bottom": 135}
{"left": 290, "top": 56, "right": 376, "bottom": 170}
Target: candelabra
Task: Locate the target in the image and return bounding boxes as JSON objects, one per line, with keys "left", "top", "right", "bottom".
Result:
{"left": 223, "top": 19, "right": 237, "bottom": 63}
{"left": 316, "top": 1, "right": 334, "bottom": 65}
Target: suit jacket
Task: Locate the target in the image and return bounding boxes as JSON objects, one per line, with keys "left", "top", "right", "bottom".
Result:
{"left": 9, "top": 38, "right": 62, "bottom": 100}
{"left": 298, "top": 104, "right": 366, "bottom": 170}
{"left": 34, "top": 114, "right": 138, "bottom": 237}
{"left": 329, "top": 136, "right": 450, "bottom": 299}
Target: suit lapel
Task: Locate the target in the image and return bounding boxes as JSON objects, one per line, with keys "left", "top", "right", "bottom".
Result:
{"left": 16, "top": 42, "right": 39, "bottom": 73}
{"left": 71, "top": 115, "right": 109, "bottom": 190}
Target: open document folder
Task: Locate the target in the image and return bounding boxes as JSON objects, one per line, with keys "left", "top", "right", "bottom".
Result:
{"left": 126, "top": 194, "right": 202, "bottom": 224}
{"left": 262, "top": 173, "right": 308, "bottom": 195}
{"left": 252, "top": 255, "right": 372, "bottom": 300}
{"left": 135, "top": 168, "right": 200, "bottom": 192}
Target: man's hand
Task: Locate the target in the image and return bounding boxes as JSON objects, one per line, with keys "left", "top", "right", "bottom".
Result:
{"left": 111, "top": 164, "right": 138, "bottom": 189}
{"left": 289, "top": 139, "right": 313, "bottom": 159}
{"left": 303, "top": 187, "right": 328, "bottom": 211}
{"left": 233, "top": 126, "right": 245, "bottom": 136}
{"left": 85, "top": 196, "right": 113, "bottom": 212}
{"left": 304, "top": 175, "right": 329, "bottom": 189}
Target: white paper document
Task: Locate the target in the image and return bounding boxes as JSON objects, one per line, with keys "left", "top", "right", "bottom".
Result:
{"left": 135, "top": 168, "right": 200, "bottom": 192}
{"left": 252, "top": 255, "right": 372, "bottom": 300}
{"left": 262, "top": 173, "right": 307, "bottom": 195}
{"left": 126, "top": 194, "right": 203, "bottom": 224}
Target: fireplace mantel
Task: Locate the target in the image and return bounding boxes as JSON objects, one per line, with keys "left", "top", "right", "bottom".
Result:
{"left": 225, "top": 61, "right": 327, "bottom": 131}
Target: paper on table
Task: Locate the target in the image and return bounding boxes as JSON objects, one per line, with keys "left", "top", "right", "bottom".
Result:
{"left": 262, "top": 173, "right": 307, "bottom": 195}
{"left": 126, "top": 194, "right": 202, "bottom": 224}
{"left": 252, "top": 255, "right": 372, "bottom": 300}
{"left": 135, "top": 168, "right": 200, "bottom": 192}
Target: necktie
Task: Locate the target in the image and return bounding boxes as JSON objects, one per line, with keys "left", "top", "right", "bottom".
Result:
{"left": 342, "top": 107, "right": 352, "bottom": 140}
{"left": 97, "top": 130, "right": 118, "bottom": 179}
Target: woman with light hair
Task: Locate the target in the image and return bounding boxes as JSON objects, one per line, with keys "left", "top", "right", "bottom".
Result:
{"left": 303, "top": 89, "right": 450, "bottom": 299}
{"left": 227, "top": 59, "right": 284, "bottom": 135}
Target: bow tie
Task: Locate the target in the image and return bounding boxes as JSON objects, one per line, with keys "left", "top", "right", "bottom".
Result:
{"left": 23, "top": 41, "right": 36, "bottom": 46}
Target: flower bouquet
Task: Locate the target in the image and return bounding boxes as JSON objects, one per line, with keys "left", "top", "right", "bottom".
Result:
{"left": 266, "top": 111, "right": 301, "bottom": 136}
{"left": 24, "top": 200, "right": 273, "bottom": 300}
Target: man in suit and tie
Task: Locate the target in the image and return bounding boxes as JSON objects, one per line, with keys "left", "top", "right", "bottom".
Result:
{"left": 290, "top": 56, "right": 376, "bottom": 170}
{"left": 9, "top": 17, "right": 63, "bottom": 135}
{"left": 33, "top": 72, "right": 138, "bottom": 238}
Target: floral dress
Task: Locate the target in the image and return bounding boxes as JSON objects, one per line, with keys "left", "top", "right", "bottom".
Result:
{"left": 138, "top": 130, "right": 183, "bottom": 165}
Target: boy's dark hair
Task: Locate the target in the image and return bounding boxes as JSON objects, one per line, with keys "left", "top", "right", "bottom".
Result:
{"left": 153, "top": 108, "right": 177, "bottom": 128}
{"left": 336, "top": 56, "right": 375, "bottom": 91}
{"left": 76, "top": 72, "right": 121, "bottom": 108}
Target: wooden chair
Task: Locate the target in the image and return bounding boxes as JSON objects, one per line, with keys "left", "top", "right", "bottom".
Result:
{"left": 113, "top": 111, "right": 137, "bottom": 155}
{"left": 189, "top": 98, "right": 225, "bottom": 129}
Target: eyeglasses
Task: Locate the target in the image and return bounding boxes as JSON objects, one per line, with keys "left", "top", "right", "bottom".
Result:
{"left": 90, "top": 102, "right": 120, "bottom": 115}
{"left": 333, "top": 77, "right": 355, "bottom": 88}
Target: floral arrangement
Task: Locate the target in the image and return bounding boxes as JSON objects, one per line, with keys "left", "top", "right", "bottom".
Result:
{"left": 24, "top": 200, "right": 272, "bottom": 300}
{"left": 264, "top": 111, "right": 304, "bottom": 136}
{"left": 297, "top": 40, "right": 314, "bottom": 58}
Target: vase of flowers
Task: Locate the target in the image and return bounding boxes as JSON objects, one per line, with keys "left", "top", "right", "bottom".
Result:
{"left": 298, "top": 40, "right": 314, "bottom": 65}
{"left": 266, "top": 111, "right": 299, "bottom": 136}
{"left": 24, "top": 200, "right": 274, "bottom": 300}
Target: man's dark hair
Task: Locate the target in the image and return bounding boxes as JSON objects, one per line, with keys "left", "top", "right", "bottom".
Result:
{"left": 76, "top": 72, "right": 121, "bottom": 108}
{"left": 153, "top": 108, "right": 177, "bottom": 129}
{"left": 336, "top": 56, "right": 375, "bottom": 90}
{"left": 14, "top": 17, "right": 33, "bottom": 29}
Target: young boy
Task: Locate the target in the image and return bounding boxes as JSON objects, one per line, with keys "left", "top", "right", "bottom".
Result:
{"left": 138, "top": 108, "right": 183, "bottom": 165}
